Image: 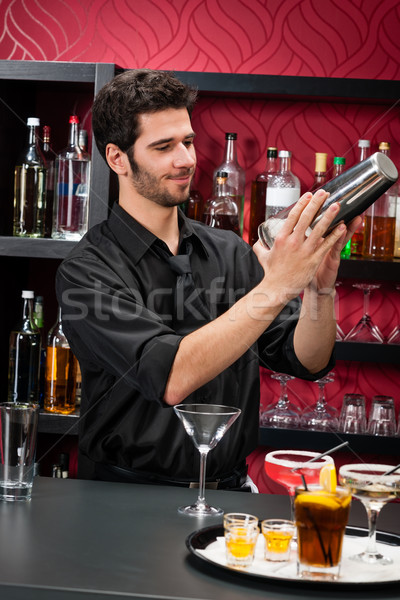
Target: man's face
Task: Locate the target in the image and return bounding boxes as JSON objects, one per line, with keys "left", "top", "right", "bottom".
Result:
{"left": 127, "top": 108, "right": 197, "bottom": 207}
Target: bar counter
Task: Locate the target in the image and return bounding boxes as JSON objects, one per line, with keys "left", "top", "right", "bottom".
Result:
{"left": 0, "top": 476, "right": 399, "bottom": 599}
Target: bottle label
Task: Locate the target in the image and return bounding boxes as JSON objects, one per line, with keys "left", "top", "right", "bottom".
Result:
{"left": 267, "top": 187, "right": 300, "bottom": 208}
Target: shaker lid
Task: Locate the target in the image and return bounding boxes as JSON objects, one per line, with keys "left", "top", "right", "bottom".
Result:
{"left": 374, "top": 151, "right": 398, "bottom": 182}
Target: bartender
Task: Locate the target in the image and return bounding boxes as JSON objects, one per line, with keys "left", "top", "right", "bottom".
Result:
{"left": 56, "top": 68, "right": 360, "bottom": 490}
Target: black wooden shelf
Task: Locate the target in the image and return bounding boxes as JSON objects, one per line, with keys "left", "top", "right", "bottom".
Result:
{"left": 38, "top": 410, "right": 79, "bottom": 435}
{"left": 259, "top": 426, "right": 400, "bottom": 455}
{"left": 338, "top": 256, "right": 400, "bottom": 282}
{"left": 335, "top": 341, "right": 400, "bottom": 363}
{"left": 0, "top": 60, "right": 112, "bottom": 83}
{"left": 0, "top": 237, "right": 77, "bottom": 259}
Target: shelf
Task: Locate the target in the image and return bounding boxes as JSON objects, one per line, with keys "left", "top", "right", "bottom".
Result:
{"left": 259, "top": 426, "right": 400, "bottom": 455}
{"left": 0, "top": 237, "right": 77, "bottom": 259}
{"left": 335, "top": 341, "right": 400, "bottom": 363}
{"left": 338, "top": 257, "right": 400, "bottom": 282}
{"left": 38, "top": 410, "right": 79, "bottom": 435}
{"left": 0, "top": 60, "right": 112, "bottom": 83}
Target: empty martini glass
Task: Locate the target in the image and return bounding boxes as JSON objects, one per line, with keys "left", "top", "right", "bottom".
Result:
{"left": 173, "top": 403, "right": 241, "bottom": 517}
{"left": 344, "top": 283, "right": 384, "bottom": 343}
{"left": 339, "top": 463, "right": 400, "bottom": 565}
{"left": 260, "top": 373, "right": 300, "bottom": 429}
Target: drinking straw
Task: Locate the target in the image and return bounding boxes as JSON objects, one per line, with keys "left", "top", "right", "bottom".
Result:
{"left": 383, "top": 463, "right": 400, "bottom": 476}
{"left": 290, "top": 441, "right": 349, "bottom": 472}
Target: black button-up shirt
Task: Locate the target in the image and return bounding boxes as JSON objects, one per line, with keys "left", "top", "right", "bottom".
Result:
{"left": 56, "top": 203, "right": 333, "bottom": 481}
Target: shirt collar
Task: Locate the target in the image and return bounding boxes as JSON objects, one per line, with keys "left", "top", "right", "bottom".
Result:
{"left": 108, "top": 203, "right": 209, "bottom": 265}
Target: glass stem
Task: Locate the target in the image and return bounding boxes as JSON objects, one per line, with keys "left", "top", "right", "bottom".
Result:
{"left": 363, "top": 289, "right": 371, "bottom": 318}
{"left": 197, "top": 450, "right": 209, "bottom": 508}
{"left": 365, "top": 505, "right": 380, "bottom": 555}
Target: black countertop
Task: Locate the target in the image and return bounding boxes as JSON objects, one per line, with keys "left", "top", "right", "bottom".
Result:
{"left": 0, "top": 476, "right": 399, "bottom": 599}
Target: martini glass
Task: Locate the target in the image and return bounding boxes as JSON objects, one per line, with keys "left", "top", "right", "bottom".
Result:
{"left": 339, "top": 463, "right": 400, "bottom": 565}
{"left": 260, "top": 373, "right": 300, "bottom": 428}
{"left": 300, "top": 374, "right": 339, "bottom": 431}
{"left": 173, "top": 403, "right": 241, "bottom": 517}
{"left": 264, "top": 450, "right": 334, "bottom": 520}
{"left": 344, "top": 283, "right": 384, "bottom": 343}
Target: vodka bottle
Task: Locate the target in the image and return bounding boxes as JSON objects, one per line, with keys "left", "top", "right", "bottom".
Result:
{"left": 350, "top": 139, "right": 370, "bottom": 256}
{"left": 202, "top": 171, "right": 240, "bottom": 235}
{"left": 310, "top": 152, "right": 328, "bottom": 192}
{"left": 13, "top": 117, "right": 47, "bottom": 237}
{"left": 362, "top": 142, "right": 397, "bottom": 260}
{"left": 8, "top": 290, "right": 41, "bottom": 403}
{"left": 213, "top": 133, "right": 245, "bottom": 235}
{"left": 249, "top": 147, "right": 278, "bottom": 246}
{"left": 42, "top": 125, "right": 56, "bottom": 238}
{"left": 265, "top": 150, "right": 300, "bottom": 219}
{"left": 44, "top": 306, "right": 77, "bottom": 415}
{"left": 52, "top": 115, "right": 91, "bottom": 240}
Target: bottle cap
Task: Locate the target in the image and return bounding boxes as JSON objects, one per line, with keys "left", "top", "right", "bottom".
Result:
{"left": 315, "top": 152, "right": 328, "bottom": 172}
{"left": 358, "top": 139, "right": 370, "bottom": 148}
{"left": 379, "top": 142, "right": 390, "bottom": 151}
{"left": 279, "top": 150, "right": 291, "bottom": 158}
{"left": 43, "top": 125, "right": 51, "bottom": 139}
{"left": 69, "top": 115, "right": 80, "bottom": 124}
{"left": 267, "top": 147, "right": 278, "bottom": 157}
{"left": 333, "top": 156, "right": 346, "bottom": 165}
{"left": 22, "top": 290, "right": 34, "bottom": 299}
{"left": 27, "top": 117, "right": 40, "bottom": 127}
{"left": 225, "top": 133, "right": 237, "bottom": 140}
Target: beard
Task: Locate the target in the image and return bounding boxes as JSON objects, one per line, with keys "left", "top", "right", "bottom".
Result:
{"left": 127, "top": 151, "right": 193, "bottom": 208}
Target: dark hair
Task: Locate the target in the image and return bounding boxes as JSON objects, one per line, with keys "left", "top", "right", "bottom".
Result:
{"left": 92, "top": 69, "right": 198, "bottom": 162}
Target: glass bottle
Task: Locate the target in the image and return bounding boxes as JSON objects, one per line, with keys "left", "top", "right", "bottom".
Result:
{"left": 202, "top": 171, "right": 240, "bottom": 235}
{"left": 265, "top": 150, "right": 300, "bottom": 219}
{"left": 13, "top": 117, "right": 47, "bottom": 238}
{"left": 78, "top": 128, "right": 88, "bottom": 152}
{"left": 33, "top": 295, "right": 46, "bottom": 408}
{"left": 42, "top": 125, "right": 56, "bottom": 238}
{"left": 52, "top": 115, "right": 91, "bottom": 240}
{"left": 329, "top": 157, "right": 351, "bottom": 259}
{"left": 213, "top": 133, "right": 246, "bottom": 235}
{"left": 8, "top": 290, "right": 41, "bottom": 403}
{"left": 350, "top": 139, "right": 370, "bottom": 256}
{"left": 310, "top": 152, "right": 328, "bottom": 192}
{"left": 186, "top": 188, "right": 204, "bottom": 221}
{"left": 44, "top": 306, "right": 77, "bottom": 415}
{"left": 249, "top": 147, "right": 278, "bottom": 246}
{"left": 362, "top": 142, "right": 397, "bottom": 260}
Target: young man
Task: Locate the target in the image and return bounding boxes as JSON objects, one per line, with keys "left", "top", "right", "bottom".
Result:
{"left": 56, "top": 69, "right": 359, "bottom": 489}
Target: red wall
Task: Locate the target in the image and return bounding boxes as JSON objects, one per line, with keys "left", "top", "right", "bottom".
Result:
{"left": 1, "top": 0, "right": 399, "bottom": 487}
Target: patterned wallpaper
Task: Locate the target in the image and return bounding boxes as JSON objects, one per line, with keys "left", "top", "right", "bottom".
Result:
{"left": 1, "top": 0, "right": 399, "bottom": 487}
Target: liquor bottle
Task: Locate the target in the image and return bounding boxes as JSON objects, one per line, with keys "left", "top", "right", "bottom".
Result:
{"left": 350, "top": 139, "right": 370, "bottom": 256}
{"left": 362, "top": 142, "right": 397, "bottom": 260}
{"left": 42, "top": 125, "right": 56, "bottom": 238}
{"left": 310, "top": 152, "right": 328, "bottom": 192}
{"left": 78, "top": 128, "right": 88, "bottom": 152}
{"left": 33, "top": 295, "right": 46, "bottom": 407}
{"left": 52, "top": 115, "right": 91, "bottom": 240}
{"left": 265, "top": 150, "right": 300, "bottom": 219}
{"left": 249, "top": 147, "right": 278, "bottom": 246}
{"left": 202, "top": 171, "right": 240, "bottom": 235}
{"left": 185, "top": 188, "right": 204, "bottom": 221}
{"left": 329, "top": 157, "right": 351, "bottom": 259}
{"left": 44, "top": 306, "right": 77, "bottom": 414}
{"left": 13, "top": 117, "right": 47, "bottom": 238}
{"left": 8, "top": 290, "right": 41, "bottom": 403}
{"left": 213, "top": 133, "right": 246, "bottom": 235}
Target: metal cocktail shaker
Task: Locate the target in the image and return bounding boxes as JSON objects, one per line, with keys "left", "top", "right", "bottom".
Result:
{"left": 258, "top": 152, "right": 398, "bottom": 249}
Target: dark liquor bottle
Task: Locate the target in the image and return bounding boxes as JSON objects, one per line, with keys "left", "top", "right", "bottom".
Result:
{"left": 33, "top": 295, "right": 46, "bottom": 407}
{"left": 249, "top": 147, "right": 278, "bottom": 246}
{"left": 52, "top": 115, "right": 91, "bottom": 240}
{"left": 42, "top": 125, "right": 56, "bottom": 238}
{"left": 213, "top": 133, "right": 246, "bottom": 235}
{"left": 8, "top": 290, "right": 41, "bottom": 403}
{"left": 202, "top": 171, "right": 240, "bottom": 235}
{"left": 310, "top": 152, "right": 328, "bottom": 192}
{"left": 350, "top": 139, "right": 370, "bottom": 256}
{"left": 44, "top": 306, "right": 77, "bottom": 415}
{"left": 186, "top": 189, "right": 204, "bottom": 221}
{"left": 13, "top": 117, "right": 47, "bottom": 237}
{"left": 362, "top": 142, "right": 397, "bottom": 260}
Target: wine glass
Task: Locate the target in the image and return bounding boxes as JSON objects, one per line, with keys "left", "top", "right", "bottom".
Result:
{"left": 344, "top": 283, "right": 384, "bottom": 343}
{"left": 339, "top": 463, "right": 400, "bottom": 565}
{"left": 300, "top": 373, "right": 339, "bottom": 431}
{"left": 173, "top": 403, "right": 241, "bottom": 517}
{"left": 387, "top": 285, "right": 400, "bottom": 344}
{"left": 260, "top": 373, "right": 300, "bottom": 429}
{"left": 264, "top": 450, "right": 334, "bottom": 520}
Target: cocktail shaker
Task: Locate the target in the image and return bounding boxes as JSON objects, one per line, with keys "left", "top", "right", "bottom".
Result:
{"left": 258, "top": 152, "right": 398, "bottom": 249}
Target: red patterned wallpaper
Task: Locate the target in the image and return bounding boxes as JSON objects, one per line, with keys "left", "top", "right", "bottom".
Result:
{"left": 1, "top": 0, "right": 399, "bottom": 488}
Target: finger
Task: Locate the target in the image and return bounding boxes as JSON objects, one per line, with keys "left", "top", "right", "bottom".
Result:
{"left": 278, "top": 192, "right": 313, "bottom": 236}
{"left": 305, "top": 199, "right": 341, "bottom": 242}
{"left": 291, "top": 190, "right": 332, "bottom": 238}
{"left": 316, "top": 222, "right": 347, "bottom": 257}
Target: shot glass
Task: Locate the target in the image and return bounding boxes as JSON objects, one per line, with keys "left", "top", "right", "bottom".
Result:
{"left": 224, "top": 522, "right": 259, "bottom": 568}
{"left": 0, "top": 403, "right": 40, "bottom": 502}
{"left": 339, "top": 394, "right": 367, "bottom": 434}
{"left": 223, "top": 512, "right": 259, "bottom": 531}
{"left": 294, "top": 485, "right": 352, "bottom": 581}
{"left": 367, "top": 395, "right": 396, "bottom": 436}
{"left": 261, "top": 519, "right": 295, "bottom": 561}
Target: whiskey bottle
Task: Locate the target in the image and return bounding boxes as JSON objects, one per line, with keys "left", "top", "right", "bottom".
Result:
{"left": 249, "top": 147, "right": 278, "bottom": 246}
{"left": 202, "top": 171, "right": 240, "bottom": 235}
{"left": 213, "top": 133, "right": 245, "bottom": 235}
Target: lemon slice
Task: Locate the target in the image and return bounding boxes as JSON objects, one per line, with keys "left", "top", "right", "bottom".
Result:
{"left": 319, "top": 463, "right": 337, "bottom": 492}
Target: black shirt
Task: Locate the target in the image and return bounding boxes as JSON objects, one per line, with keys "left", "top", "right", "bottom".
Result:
{"left": 56, "top": 203, "right": 333, "bottom": 481}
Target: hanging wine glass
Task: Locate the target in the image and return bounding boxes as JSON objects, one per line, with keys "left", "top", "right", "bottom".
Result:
{"left": 387, "top": 285, "right": 400, "bottom": 344}
{"left": 260, "top": 373, "right": 300, "bottom": 428}
{"left": 300, "top": 373, "right": 339, "bottom": 431}
{"left": 344, "top": 283, "right": 384, "bottom": 343}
